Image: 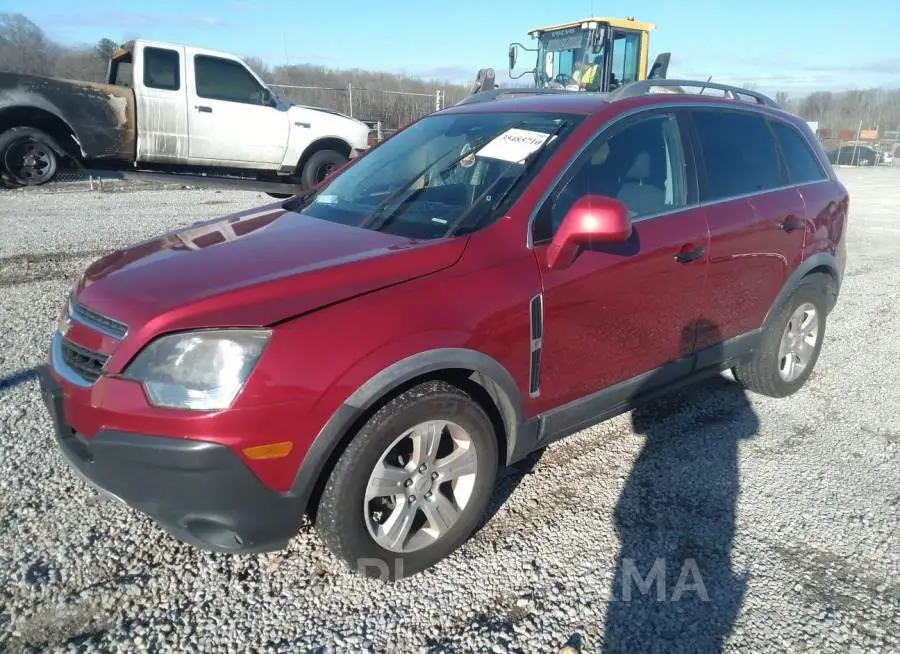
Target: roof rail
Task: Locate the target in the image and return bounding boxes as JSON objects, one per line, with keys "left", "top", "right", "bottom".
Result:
{"left": 606, "top": 79, "right": 781, "bottom": 108}
{"left": 454, "top": 87, "right": 576, "bottom": 107}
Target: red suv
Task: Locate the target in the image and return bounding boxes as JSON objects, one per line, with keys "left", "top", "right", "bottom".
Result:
{"left": 39, "top": 80, "right": 847, "bottom": 580}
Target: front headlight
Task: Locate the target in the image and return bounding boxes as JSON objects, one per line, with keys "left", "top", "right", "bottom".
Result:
{"left": 123, "top": 329, "right": 271, "bottom": 410}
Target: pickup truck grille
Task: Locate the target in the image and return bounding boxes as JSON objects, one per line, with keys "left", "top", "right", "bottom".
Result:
{"left": 70, "top": 301, "right": 128, "bottom": 339}
{"left": 60, "top": 339, "right": 109, "bottom": 383}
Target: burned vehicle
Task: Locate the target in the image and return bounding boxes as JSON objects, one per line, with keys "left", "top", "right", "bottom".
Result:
{"left": 0, "top": 39, "right": 371, "bottom": 188}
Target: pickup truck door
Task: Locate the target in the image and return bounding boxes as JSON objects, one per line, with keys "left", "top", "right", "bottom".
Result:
{"left": 185, "top": 52, "right": 290, "bottom": 167}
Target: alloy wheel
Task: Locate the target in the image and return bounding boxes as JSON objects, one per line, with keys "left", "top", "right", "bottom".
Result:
{"left": 778, "top": 302, "right": 819, "bottom": 382}
{"left": 363, "top": 419, "right": 478, "bottom": 553}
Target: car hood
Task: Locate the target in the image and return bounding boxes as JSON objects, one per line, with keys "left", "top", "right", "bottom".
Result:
{"left": 74, "top": 201, "right": 467, "bottom": 336}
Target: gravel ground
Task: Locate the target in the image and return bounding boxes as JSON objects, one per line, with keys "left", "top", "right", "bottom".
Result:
{"left": 1, "top": 169, "right": 898, "bottom": 653}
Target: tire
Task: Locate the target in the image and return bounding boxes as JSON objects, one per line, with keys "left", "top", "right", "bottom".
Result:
{"left": 0, "top": 127, "right": 63, "bottom": 186}
{"left": 732, "top": 273, "right": 831, "bottom": 398}
{"left": 299, "top": 148, "right": 347, "bottom": 189}
{"left": 315, "top": 380, "right": 499, "bottom": 580}
{"left": 265, "top": 192, "right": 294, "bottom": 199}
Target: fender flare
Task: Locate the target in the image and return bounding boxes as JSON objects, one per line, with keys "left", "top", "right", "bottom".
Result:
{"left": 288, "top": 347, "right": 525, "bottom": 510}
{"left": 0, "top": 105, "right": 80, "bottom": 159}
{"left": 762, "top": 252, "right": 842, "bottom": 327}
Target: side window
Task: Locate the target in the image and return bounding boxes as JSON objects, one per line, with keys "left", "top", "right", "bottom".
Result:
{"left": 534, "top": 112, "right": 687, "bottom": 242}
{"left": 194, "top": 55, "right": 267, "bottom": 105}
{"left": 692, "top": 110, "right": 783, "bottom": 200}
{"left": 770, "top": 121, "right": 828, "bottom": 184}
{"left": 610, "top": 30, "right": 642, "bottom": 87}
{"left": 143, "top": 47, "right": 180, "bottom": 91}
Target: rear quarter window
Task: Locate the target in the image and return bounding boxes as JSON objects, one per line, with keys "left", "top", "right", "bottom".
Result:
{"left": 770, "top": 121, "right": 829, "bottom": 184}
{"left": 143, "top": 47, "right": 180, "bottom": 91}
{"left": 691, "top": 109, "right": 783, "bottom": 201}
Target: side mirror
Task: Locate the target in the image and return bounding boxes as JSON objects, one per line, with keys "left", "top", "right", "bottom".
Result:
{"left": 508, "top": 44, "right": 518, "bottom": 71}
{"left": 262, "top": 88, "right": 277, "bottom": 107}
{"left": 546, "top": 195, "right": 632, "bottom": 270}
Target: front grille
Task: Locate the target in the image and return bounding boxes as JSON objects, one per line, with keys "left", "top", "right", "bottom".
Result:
{"left": 60, "top": 339, "right": 109, "bottom": 383}
{"left": 70, "top": 301, "right": 128, "bottom": 339}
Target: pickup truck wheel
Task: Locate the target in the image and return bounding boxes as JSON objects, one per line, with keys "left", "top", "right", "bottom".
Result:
{"left": 315, "top": 380, "right": 499, "bottom": 580}
{"left": 0, "top": 127, "right": 61, "bottom": 186}
{"left": 299, "top": 149, "right": 347, "bottom": 188}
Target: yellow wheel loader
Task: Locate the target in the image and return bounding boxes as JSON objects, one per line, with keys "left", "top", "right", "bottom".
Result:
{"left": 465, "top": 16, "right": 671, "bottom": 98}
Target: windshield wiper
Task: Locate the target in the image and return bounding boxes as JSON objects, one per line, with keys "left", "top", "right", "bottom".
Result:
{"left": 444, "top": 119, "right": 570, "bottom": 237}
{"left": 358, "top": 120, "right": 526, "bottom": 233}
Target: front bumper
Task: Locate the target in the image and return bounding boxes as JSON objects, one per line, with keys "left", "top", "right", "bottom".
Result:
{"left": 38, "top": 367, "right": 304, "bottom": 553}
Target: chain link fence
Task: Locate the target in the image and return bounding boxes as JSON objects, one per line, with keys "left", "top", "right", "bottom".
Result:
{"left": 269, "top": 84, "right": 444, "bottom": 131}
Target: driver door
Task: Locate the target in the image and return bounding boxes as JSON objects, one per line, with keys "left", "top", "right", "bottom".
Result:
{"left": 529, "top": 109, "right": 710, "bottom": 415}
{"left": 185, "top": 51, "right": 289, "bottom": 167}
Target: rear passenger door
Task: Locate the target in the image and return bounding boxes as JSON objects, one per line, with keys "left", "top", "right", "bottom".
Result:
{"left": 688, "top": 108, "right": 806, "bottom": 352}
{"left": 768, "top": 119, "right": 835, "bottom": 260}
{"left": 135, "top": 45, "right": 190, "bottom": 164}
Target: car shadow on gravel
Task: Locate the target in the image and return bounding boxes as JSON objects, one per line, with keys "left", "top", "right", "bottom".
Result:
{"left": 601, "top": 319, "right": 759, "bottom": 653}
{"left": 0, "top": 365, "right": 41, "bottom": 393}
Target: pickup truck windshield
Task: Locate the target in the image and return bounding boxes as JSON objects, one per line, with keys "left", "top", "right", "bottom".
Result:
{"left": 294, "top": 111, "right": 583, "bottom": 240}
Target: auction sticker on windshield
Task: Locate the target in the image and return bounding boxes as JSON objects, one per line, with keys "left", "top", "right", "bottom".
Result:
{"left": 477, "top": 128, "right": 557, "bottom": 164}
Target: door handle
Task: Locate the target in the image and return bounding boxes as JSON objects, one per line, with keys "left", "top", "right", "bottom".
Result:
{"left": 674, "top": 245, "right": 705, "bottom": 263}
{"left": 195, "top": 105, "right": 213, "bottom": 113}
{"left": 779, "top": 216, "right": 804, "bottom": 232}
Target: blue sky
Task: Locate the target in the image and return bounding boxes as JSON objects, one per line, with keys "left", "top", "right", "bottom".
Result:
{"left": 5, "top": 0, "right": 900, "bottom": 96}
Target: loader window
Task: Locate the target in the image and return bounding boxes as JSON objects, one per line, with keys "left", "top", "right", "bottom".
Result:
{"left": 609, "top": 30, "right": 641, "bottom": 88}
{"left": 143, "top": 47, "right": 180, "bottom": 91}
{"left": 536, "top": 27, "right": 590, "bottom": 88}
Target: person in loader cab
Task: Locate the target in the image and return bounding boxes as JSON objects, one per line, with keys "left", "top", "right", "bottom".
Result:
{"left": 579, "top": 55, "right": 603, "bottom": 90}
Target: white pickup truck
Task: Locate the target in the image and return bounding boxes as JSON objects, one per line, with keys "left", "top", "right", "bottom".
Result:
{"left": 0, "top": 39, "right": 372, "bottom": 190}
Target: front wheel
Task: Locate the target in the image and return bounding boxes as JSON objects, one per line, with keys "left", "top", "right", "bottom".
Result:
{"left": 298, "top": 148, "right": 347, "bottom": 189}
{"left": 315, "top": 380, "right": 499, "bottom": 580}
{"left": 0, "top": 127, "right": 62, "bottom": 186}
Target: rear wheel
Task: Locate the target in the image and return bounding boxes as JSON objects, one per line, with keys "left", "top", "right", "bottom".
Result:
{"left": 0, "top": 127, "right": 62, "bottom": 186}
{"left": 315, "top": 380, "right": 499, "bottom": 580}
{"left": 299, "top": 148, "right": 347, "bottom": 189}
{"left": 733, "top": 274, "right": 830, "bottom": 398}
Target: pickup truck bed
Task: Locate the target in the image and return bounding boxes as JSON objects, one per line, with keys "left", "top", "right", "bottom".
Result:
{"left": 0, "top": 72, "right": 136, "bottom": 162}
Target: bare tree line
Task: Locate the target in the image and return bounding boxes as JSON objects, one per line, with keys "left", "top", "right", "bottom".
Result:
{"left": 243, "top": 56, "right": 471, "bottom": 129}
{"left": 3, "top": 12, "right": 898, "bottom": 134}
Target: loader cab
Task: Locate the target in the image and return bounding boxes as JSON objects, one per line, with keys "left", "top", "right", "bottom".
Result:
{"left": 509, "top": 16, "right": 657, "bottom": 93}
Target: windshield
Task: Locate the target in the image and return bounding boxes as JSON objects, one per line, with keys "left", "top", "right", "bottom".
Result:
{"left": 288, "top": 111, "right": 583, "bottom": 240}
{"left": 536, "top": 26, "right": 605, "bottom": 90}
